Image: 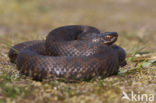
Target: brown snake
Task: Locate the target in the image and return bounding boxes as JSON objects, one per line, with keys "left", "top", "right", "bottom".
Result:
{"left": 8, "top": 25, "right": 127, "bottom": 81}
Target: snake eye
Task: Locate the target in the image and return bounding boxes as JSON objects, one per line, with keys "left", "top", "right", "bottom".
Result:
{"left": 105, "top": 35, "right": 111, "bottom": 40}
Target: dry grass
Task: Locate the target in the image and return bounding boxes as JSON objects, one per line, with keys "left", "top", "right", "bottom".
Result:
{"left": 0, "top": 0, "right": 156, "bottom": 103}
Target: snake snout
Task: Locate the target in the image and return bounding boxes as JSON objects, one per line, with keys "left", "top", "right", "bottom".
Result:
{"left": 111, "top": 32, "right": 118, "bottom": 37}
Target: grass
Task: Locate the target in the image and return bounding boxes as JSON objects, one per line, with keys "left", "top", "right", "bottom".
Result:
{"left": 0, "top": 0, "right": 156, "bottom": 103}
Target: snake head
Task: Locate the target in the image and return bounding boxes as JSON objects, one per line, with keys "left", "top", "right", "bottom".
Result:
{"left": 103, "top": 32, "right": 118, "bottom": 45}
{"left": 91, "top": 32, "right": 118, "bottom": 45}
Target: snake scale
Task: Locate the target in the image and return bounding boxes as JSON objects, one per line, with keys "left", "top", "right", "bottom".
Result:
{"left": 8, "top": 25, "right": 127, "bottom": 81}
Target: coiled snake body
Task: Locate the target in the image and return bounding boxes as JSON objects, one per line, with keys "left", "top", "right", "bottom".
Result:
{"left": 9, "top": 25, "right": 127, "bottom": 81}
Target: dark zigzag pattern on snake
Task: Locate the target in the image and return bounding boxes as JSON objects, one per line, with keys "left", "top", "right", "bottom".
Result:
{"left": 8, "top": 25, "right": 127, "bottom": 81}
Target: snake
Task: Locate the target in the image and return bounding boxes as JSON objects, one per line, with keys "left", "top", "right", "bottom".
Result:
{"left": 8, "top": 25, "right": 127, "bottom": 81}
